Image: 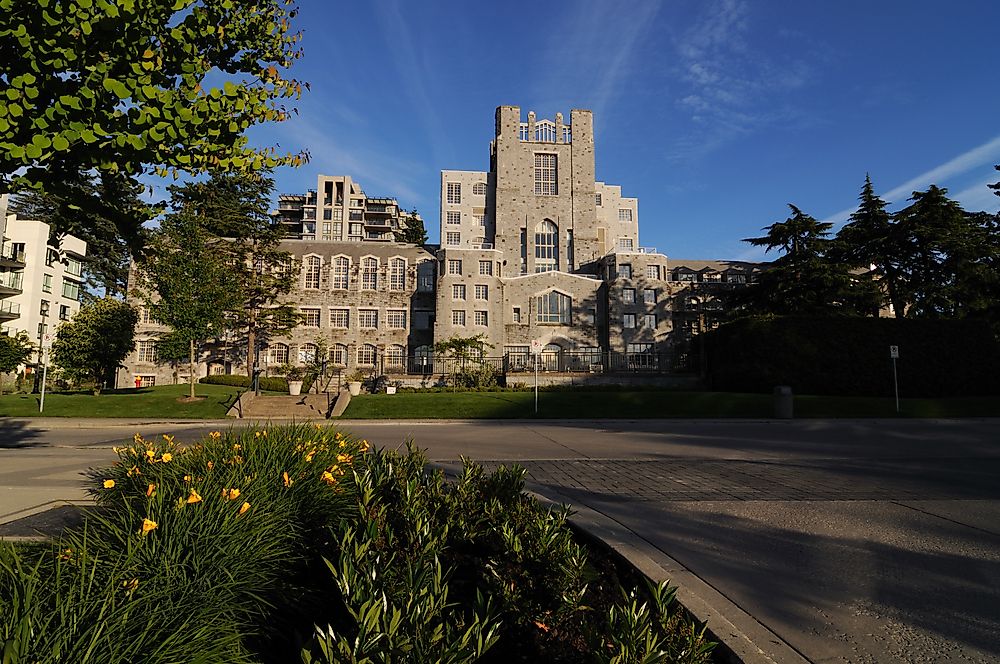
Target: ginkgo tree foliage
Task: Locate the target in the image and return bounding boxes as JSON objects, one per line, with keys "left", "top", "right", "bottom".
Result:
{"left": 0, "top": 0, "right": 309, "bottom": 210}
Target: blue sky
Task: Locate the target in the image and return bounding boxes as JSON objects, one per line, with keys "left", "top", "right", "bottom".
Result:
{"left": 245, "top": 0, "right": 1000, "bottom": 260}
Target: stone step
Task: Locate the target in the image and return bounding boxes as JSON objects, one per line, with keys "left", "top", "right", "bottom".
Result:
{"left": 240, "top": 394, "right": 333, "bottom": 419}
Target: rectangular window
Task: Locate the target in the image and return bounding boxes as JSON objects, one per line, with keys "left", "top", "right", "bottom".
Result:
{"left": 447, "top": 182, "right": 461, "bottom": 204}
{"left": 332, "top": 257, "right": 349, "bottom": 289}
{"left": 387, "top": 310, "right": 407, "bottom": 329}
{"left": 389, "top": 258, "right": 406, "bottom": 291}
{"left": 448, "top": 259, "right": 462, "bottom": 275}
{"left": 728, "top": 272, "right": 747, "bottom": 283}
{"left": 586, "top": 307, "right": 597, "bottom": 325}
{"left": 533, "top": 153, "right": 557, "bottom": 195}
{"left": 332, "top": 222, "right": 343, "bottom": 237}
{"left": 452, "top": 310, "right": 466, "bottom": 326}
{"left": 643, "top": 288, "right": 656, "bottom": 304}
{"left": 137, "top": 340, "right": 157, "bottom": 363}
{"left": 475, "top": 260, "right": 492, "bottom": 276}
{"left": 301, "top": 308, "right": 321, "bottom": 327}
{"left": 676, "top": 271, "right": 696, "bottom": 282}
{"left": 333, "top": 208, "right": 343, "bottom": 220}
{"left": 322, "top": 209, "right": 332, "bottom": 220}
{"left": 618, "top": 208, "right": 633, "bottom": 222}
{"left": 646, "top": 265, "right": 661, "bottom": 280}
{"left": 446, "top": 231, "right": 461, "bottom": 246}
{"left": 623, "top": 314, "right": 636, "bottom": 329}
{"left": 446, "top": 211, "right": 461, "bottom": 224}
{"left": 595, "top": 193, "right": 602, "bottom": 206}
{"left": 618, "top": 263, "right": 632, "bottom": 279}
{"left": 349, "top": 223, "right": 363, "bottom": 236}
{"left": 42, "top": 274, "right": 52, "bottom": 293}
{"left": 359, "top": 309, "right": 378, "bottom": 329}
{"left": 643, "top": 314, "right": 656, "bottom": 330}
{"left": 474, "top": 284, "right": 488, "bottom": 300}
{"left": 59, "top": 305, "right": 70, "bottom": 321}
{"left": 330, "top": 308, "right": 349, "bottom": 329}
{"left": 474, "top": 214, "right": 486, "bottom": 226}
{"left": 623, "top": 288, "right": 635, "bottom": 304}
{"left": 361, "top": 257, "right": 378, "bottom": 290}
{"left": 512, "top": 307, "right": 521, "bottom": 323}
{"left": 303, "top": 256, "right": 321, "bottom": 289}
{"left": 61, "top": 280, "right": 80, "bottom": 301}
{"left": 474, "top": 310, "right": 488, "bottom": 326}
{"left": 534, "top": 291, "right": 571, "bottom": 324}
{"left": 618, "top": 238, "right": 634, "bottom": 250}
{"left": 452, "top": 284, "right": 466, "bottom": 300}
{"left": 418, "top": 275, "right": 434, "bottom": 291}
{"left": 627, "top": 343, "right": 653, "bottom": 354}
{"left": 65, "top": 257, "right": 83, "bottom": 277}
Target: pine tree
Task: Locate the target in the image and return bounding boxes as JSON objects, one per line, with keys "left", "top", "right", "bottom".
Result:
{"left": 397, "top": 209, "right": 428, "bottom": 245}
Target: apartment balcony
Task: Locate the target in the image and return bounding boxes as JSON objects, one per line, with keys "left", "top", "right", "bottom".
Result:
{"left": 364, "top": 218, "right": 391, "bottom": 229}
{"left": 0, "top": 242, "right": 25, "bottom": 268}
{"left": 0, "top": 300, "right": 20, "bottom": 320}
{"left": 0, "top": 270, "right": 23, "bottom": 295}
{"left": 364, "top": 204, "right": 394, "bottom": 215}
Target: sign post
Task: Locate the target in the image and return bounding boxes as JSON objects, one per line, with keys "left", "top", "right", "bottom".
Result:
{"left": 889, "top": 345, "right": 900, "bottom": 413}
{"left": 39, "top": 334, "right": 51, "bottom": 413}
{"left": 531, "top": 340, "right": 542, "bottom": 415}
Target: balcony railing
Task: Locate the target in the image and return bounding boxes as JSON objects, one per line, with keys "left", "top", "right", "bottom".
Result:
{"left": 0, "top": 242, "right": 25, "bottom": 264}
{"left": 0, "top": 271, "right": 23, "bottom": 291}
{"left": 0, "top": 301, "right": 20, "bottom": 316}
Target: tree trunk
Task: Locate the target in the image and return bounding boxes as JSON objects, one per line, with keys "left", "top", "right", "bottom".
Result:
{"left": 189, "top": 338, "right": 196, "bottom": 399}
{"left": 246, "top": 328, "right": 256, "bottom": 379}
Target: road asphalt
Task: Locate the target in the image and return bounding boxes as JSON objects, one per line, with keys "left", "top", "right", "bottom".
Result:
{"left": 1, "top": 417, "right": 998, "bottom": 664}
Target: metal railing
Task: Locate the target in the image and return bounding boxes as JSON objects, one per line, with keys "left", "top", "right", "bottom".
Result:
{"left": 405, "top": 351, "right": 674, "bottom": 377}
{"left": 0, "top": 301, "right": 20, "bottom": 315}
{"left": 0, "top": 271, "right": 23, "bottom": 291}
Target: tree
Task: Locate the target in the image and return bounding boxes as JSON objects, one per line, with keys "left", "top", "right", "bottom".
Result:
{"left": 9, "top": 173, "right": 155, "bottom": 297}
{"left": 166, "top": 172, "right": 298, "bottom": 375}
{"left": 733, "top": 205, "right": 878, "bottom": 316}
{"left": 991, "top": 165, "right": 1000, "bottom": 198}
{"left": 0, "top": 331, "right": 33, "bottom": 393}
{"left": 397, "top": 209, "right": 428, "bottom": 245}
{"left": 433, "top": 334, "right": 499, "bottom": 388}
{"left": 138, "top": 212, "right": 241, "bottom": 399}
{"left": 51, "top": 297, "right": 137, "bottom": 393}
{"left": 0, "top": 0, "right": 308, "bottom": 237}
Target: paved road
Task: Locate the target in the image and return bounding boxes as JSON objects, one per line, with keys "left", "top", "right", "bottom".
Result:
{"left": 1, "top": 417, "right": 998, "bottom": 663}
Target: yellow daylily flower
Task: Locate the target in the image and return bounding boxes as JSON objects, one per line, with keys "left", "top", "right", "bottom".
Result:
{"left": 282, "top": 471, "right": 292, "bottom": 487}
{"left": 336, "top": 453, "right": 352, "bottom": 464}
{"left": 207, "top": 461, "right": 215, "bottom": 471}
{"left": 103, "top": 479, "right": 116, "bottom": 489}
{"left": 122, "top": 578, "right": 139, "bottom": 592}
{"left": 145, "top": 449, "right": 156, "bottom": 460}
{"left": 222, "top": 488, "right": 240, "bottom": 500}
{"left": 146, "top": 483, "right": 156, "bottom": 497}
{"left": 209, "top": 431, "right": 221, "bottom": 441}
{"left": 238, "top": 501, "right": 251, "bottom": 515}
{"left": 186, "top": 489, "right": 202, "bottom": 504}
{"left": 141, "top": 518, "right": 158, "bottom": 535}
{"left": 160, "top": 452, "right": 173, "bottom": 463}
{"left": 321, "top": 471, "right": 336, "bottom": 485}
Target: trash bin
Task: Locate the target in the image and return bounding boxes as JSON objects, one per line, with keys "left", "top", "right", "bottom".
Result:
{"left": 773, "top": 385, "right": 793, "bottom": 419}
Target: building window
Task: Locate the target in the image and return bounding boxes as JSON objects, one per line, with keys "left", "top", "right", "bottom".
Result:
{"left": 349, "top": 223, "right": 363, "bottom": 237}
{"left": 623, "top": 314, "right": 636, "bottom": 329}
{"left": 389, "top": 258, "right": 406, "bottom": 291}
{"left": 627, "top": 343, "right": 653, "bottom": 354}
{"left": 534, "top": 219, "right": 558, "bottom": 272}
{"left": 418, "top": 275, "right": 434, "bottom": 291}
{"left": 618, "top": 238, "right": 634, "bottom": 251}
{"left": 331, "top": 343, "right": 348, "bottom": 366}
{"left": 322, "top": 209, "right": 332, "bottom": 221}
{"left": 303, "top": 256, "right": 321, "bottom": 290}
{"left": 330, "top": 308, "right": 349, "bottom": 329}
{"left": 512, "top": 306, "right": 521, "bottom": 323}
{"left": 533, "top": 153, "right": 557, "bottom": 195}
{"left": 535, "top": 291, "right": 571, "bottom": 324}
{"left": 332, "top": 256, "right": 350, "bottom": 289}
{"left": 301, "top": 308, "right": 321, "bottom": 327}
{"left": 727, "top": 272, "right": 747, "bottom": 283}
{"left": 452, "top": 284, "right": 466, "bottom": 300}
{"left": 137, "top": 340, "right": 157, "bottom": 363}
{"left": 42, "top": 274, "right": 52, "bottom": 293}
{"left": 62, "top": 281, "right": 80, "bottom": 301}
{"left": 585, "top": 307, "right": 597, "bottom": 325}
{"left": 623, "top": 288, "right": 635, "bottom": 304}
{"left": 618, "top": 208, "right": 633, "bottom": 222}
{"left": 641, "top": 289, "right": 655, "bottom": 305}
{"left": 333, "top": 208, "right": 343, "bottom": 220}
{"left": 675, "top": 271, "right": 695, "bottom": 282}
{"left": 448, "top": 259, "right": 462, "bottom": 275}
{"left": 59, "top": 305, "right": 71, "bottom": 321}
{"left": 387, "top": 310, "right": 407, "bottom": 329}
{"left": 299, "top": 343, "right": 318, "bottom": 363}
{"left": 446, "top": 231, "right": 461, "bottom": 246}
{"left": 595, "top": 193, "right": 602, "bottom": 206}
{"left": 357, "top": 344, "right": 377, "bottom": 366}
{"left": 65, "top": 257, "right": 83, "bottom": 277}
{"left": 452, "top": 310, "right": 466, "bottom": 326}
{"left": 618, "top": 263, "right": 633, "bottom": 279}
{"left": 474, "top": 284, "right": 488, "bottom": 300}
{"left": 447, "top": 182, "right": 461, "bottom": 204}
{"left": 472, "top": 182, "right": 487, "bottom": 196}
{"left": 643, "top": 314, "right": 656, "bottom": 329}
{"left": 359, "top": 309, "right": 378, "bottom": 329}
{"left": 386, "top": 344, "right": 405, "bottom": 369}
{"left": 361, "top": 257, "right": 378, "bottom": 290}
{"left": 267, "top": 343, "right": 289, "bottom": 365}
{"left": 477, "top": 260, "right": 492, "bottom": 276}
{"left": 446, "top": 211, "right": 461, "bottom": 224}
{"left": 45, "top": 248, "right": 59, "bottom": 267}
{"left": 647, "top": 265, "right": 661, "bottom": 280}
{"left": 474, "top": 310, "right": 488, "bottom": 326}
{"left": 519, "top": 228, "right": 527, "bottom": 274}
{"left": 474, "top": 214, "right": 486, "bottom": 226}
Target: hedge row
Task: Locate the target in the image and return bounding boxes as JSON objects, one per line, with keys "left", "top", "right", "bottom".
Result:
{"left": 703, "top": 316, "right": 1000, "bottom": 397}
{"left": 198, "top": 373, "right": 314, "bottom": 393}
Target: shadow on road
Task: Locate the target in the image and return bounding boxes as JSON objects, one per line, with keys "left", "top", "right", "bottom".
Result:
{"left": 0, "top": 420, "right": 45, "bottom": 448}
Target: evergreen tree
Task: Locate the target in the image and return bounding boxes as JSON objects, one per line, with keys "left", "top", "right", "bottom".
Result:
{"left": 990, "top": 165, "right": 1000, "bottom": 198}
{"left": 397, "top": 209, "right": 428, "bottom": 245}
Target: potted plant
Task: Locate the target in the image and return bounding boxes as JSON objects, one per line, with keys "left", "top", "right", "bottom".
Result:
{"left": 345, "top": 369, "right": 366, "bottom": 396}
{"left": 282, "top": 365, "right": 305, "bottom": 396}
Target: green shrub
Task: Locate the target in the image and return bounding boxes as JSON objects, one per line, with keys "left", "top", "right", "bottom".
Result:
{"left": 200, "top": 373, "right": 317, "bottom": 393}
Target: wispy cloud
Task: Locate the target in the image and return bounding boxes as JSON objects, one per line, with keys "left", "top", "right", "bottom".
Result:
{"left": 821, "top": 134, "right": 1000, "bottom": 224}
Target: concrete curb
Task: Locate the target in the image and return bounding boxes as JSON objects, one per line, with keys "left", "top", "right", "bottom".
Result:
{"left": 526, "top": 485, "right": 810, "bottom": 664}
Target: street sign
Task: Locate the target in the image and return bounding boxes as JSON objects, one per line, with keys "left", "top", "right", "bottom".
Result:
{"left": 530, "top": 339, "right": 543, "bottom": 355}
{"left": 42, "top": 333, "right": 52, "bottom": 349}
{"left": 889, "top": 345, "right": 899, "bottom": 359}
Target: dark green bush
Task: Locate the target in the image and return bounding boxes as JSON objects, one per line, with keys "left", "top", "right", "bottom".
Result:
{"left": 200, "top": 373, "right": 316, "bottom": 393}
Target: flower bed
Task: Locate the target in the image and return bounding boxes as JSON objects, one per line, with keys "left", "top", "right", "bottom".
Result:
{"left": 0, "top": 425, "right": 715, "bottom": 663}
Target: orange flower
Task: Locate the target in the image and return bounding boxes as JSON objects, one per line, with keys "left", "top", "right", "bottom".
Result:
{"left": 160, "top": 452, "right": 173, "bottom": 463}
{"left": 103, "top": 479, "right": 116, "bottom": 489}
{"left": 59, "top": 548, "right": 73, "bottom": 561}
{"left": 126, "top": 465, "right": 141, "bottom": 477}
{"left": 238, "top": 501, "right": 250, "bottom": 515}
{"left": 209, "top": 431, "right": 221, "bottom": 441}
{"left": 282, "top": 471, "right": 292, "bottom": 487}
{"left": 186, "top": 489, "right": 202, "bottom": 504}
{"left": 146, "top": 483, "right": 156, "bottom": 497}
{"left": 183, "top": 475, "right": 192, "bottom": 483}
{"left": 207, "top": 461, "right": 215, "bottom": 471}
{"left": 141, "top": 518, "right": 157, "bottom": 535}
{"left": 321, "top": 471, "right": 336, "bottom": 485}
{"left": 133, "top": 433, "right": 144, "bottom": 444}
{"left": 336, "top": 453, "right": 352, "bottom": 464}
{"left": 360, "top": 440, "right": 370, "bottom": 453}
{"left": 222, "top": 487, "right": 240, "bottom": 500}
{"left": 232, "top": 443, "right": 241, "bottom": 451}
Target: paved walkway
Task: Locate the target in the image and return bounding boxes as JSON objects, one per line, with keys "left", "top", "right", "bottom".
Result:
{"left": 1, "top": 418, "right": 998, "bottom": 663}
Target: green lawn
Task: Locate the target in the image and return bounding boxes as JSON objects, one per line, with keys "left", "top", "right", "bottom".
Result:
{"left": 0, "top": 383, "right": 247, "bottom": 418}
{"left": 342, "top": 390, "right": 1000, "bottom": 419}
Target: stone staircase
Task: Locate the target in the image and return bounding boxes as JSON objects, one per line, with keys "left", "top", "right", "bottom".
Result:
{"left": 236, "top": 393, "right": 333, "bottom": 420}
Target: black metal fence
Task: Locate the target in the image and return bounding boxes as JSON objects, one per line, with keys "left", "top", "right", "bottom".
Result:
{"left": 406, "top": 351, "right": 674, "bottom": 376}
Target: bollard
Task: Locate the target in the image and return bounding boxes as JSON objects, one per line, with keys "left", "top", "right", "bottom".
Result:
{"left": 773, "top": 385, "right": 793, "bottom": 419}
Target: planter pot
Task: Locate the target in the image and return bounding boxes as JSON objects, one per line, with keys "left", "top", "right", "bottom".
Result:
{"left": 288, "top": 380, "right": 303, "bottom": 396}
{"left": 348, "top": 381, "right": 362, "bottom": 396}
{"left": 386, "top": 386, "right": 397, "bottom": 395}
